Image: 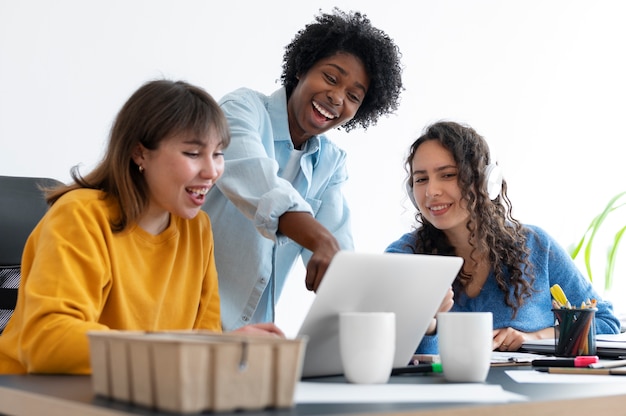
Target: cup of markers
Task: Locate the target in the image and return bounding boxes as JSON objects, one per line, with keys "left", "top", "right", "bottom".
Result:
{"left": 550, "top": 284, "right": 597, "bottom": 357}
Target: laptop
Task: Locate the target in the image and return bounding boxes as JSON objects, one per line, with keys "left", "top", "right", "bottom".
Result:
{"left": 296, "top": 251, "right": 463, "bottom": 378}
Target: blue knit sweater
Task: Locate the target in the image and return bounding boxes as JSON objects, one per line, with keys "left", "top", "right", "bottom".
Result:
{"left": 385, "top": 224, "right": 621, "bottom": 354}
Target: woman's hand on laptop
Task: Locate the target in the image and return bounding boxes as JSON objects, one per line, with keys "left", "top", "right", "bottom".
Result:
{"left": 426, "top": 287, "right": 454, "bottom": 335}
{"left": 231, "top": 323, "right": 285, "bottom": 337}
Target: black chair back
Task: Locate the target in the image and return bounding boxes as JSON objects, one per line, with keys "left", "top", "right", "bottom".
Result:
{"left": 0, "top": 176, "right": 62, "bottom": 332}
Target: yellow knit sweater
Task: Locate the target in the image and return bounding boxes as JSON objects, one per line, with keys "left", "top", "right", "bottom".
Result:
{"left": 0, "top": 189, "right": 221, "bottom": 374}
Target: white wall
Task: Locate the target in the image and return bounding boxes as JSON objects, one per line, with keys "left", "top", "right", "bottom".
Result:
{"left": 1, "top": 0, "right": 625, "bottom": 336}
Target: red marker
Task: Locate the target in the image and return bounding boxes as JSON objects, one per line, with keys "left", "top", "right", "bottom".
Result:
{"left": 531, "top": 356, "right": 599, "bottom": 368}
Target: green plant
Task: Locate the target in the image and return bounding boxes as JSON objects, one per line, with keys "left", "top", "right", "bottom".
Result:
{"left": 570, "top": 191, "right": 626, "bottom": 292}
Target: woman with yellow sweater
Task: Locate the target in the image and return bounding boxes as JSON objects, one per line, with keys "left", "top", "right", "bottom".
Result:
{"left": 0, "top": 79, "right": 283, "bottom": 374}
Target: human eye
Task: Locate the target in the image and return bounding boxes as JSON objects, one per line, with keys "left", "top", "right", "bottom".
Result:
{"left": 413, "top": 175, "right": 427, "bottom": 185}
{"left": 347, "top": 91, "right": 362, "bottom": 104}
{"left": 210, "top": 142, "right": 225, "bottom": 158}
{"left": 323, "top": 72, "right": 337, "bottom": 85}
{"left": 441, "top": 168, "right": 459, "bottom": 180}
{"left": 183, "top": 151, "right": 200, "bottom": 158}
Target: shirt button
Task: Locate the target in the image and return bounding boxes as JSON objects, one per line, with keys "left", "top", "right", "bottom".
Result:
{"left": 260, "top": 278, "right": 266, "bottom": 284}
{"left": 242, "top": 316, "right": 249, "bottom": 322}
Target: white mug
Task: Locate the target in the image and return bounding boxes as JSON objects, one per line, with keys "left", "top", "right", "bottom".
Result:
{"left": 437, "top": 312, "right": 492, "bottom": 382}
{"left": 339, "top": 312, "right": 396, "bottom": 384}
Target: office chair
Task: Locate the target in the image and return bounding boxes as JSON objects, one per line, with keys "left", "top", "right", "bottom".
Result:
{"left": 0, "top": 175, "right": 62, "bottom": 333}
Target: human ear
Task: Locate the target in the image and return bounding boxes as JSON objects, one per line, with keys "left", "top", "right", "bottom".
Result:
{"left": 131, "top": 143, "right": 147, "bottom": 167}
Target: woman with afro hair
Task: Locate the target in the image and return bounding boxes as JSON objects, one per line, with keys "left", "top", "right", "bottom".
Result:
{"left": 204, "top": 8, "right": 404, "bottom": 331}
{"left": 386, "top": 121, "right": 620, "bottom": 354}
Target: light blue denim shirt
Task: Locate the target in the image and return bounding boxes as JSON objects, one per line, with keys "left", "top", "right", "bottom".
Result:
{"left": 203, "top": 87, "right": 354, "bottom": 331}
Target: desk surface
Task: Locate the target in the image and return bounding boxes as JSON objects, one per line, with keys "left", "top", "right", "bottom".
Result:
{"left": 2, "top": 366, "right": 626, "bottom": 416}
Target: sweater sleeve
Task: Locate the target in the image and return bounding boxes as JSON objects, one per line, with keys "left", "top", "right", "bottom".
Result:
{"left": 415, "top": 334, "right": 439, "bottom": 355}
{"left": 527, "top": 225, "right": 621, "bottom": 335}
{"left": 10, "top": 196, "right": 113, "bottom": 374}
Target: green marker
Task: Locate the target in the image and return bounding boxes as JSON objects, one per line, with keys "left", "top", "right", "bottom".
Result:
{"left": 391, "top": 362, "right": 443, "bottom": 375}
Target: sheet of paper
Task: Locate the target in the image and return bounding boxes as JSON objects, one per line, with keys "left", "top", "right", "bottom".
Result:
{"left": 491, "top": 351, "right": 544, "bottom": 365}
{"left": 507, "top": 369, "right": 626, "bottom": 384}
{"left": 295, "top": 382, "right": 528, "bottom": 403}
{"left": 415, "top": 351, "right": 543, "bottom": 366}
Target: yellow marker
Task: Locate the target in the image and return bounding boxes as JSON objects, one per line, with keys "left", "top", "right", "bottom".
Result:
{"left": 550, "top": 284, "right": 569, "bottom": 308}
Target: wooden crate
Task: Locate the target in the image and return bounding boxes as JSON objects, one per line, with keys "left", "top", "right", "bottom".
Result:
{"left": 87, "top": 330, "right": 306, "bottom": 413}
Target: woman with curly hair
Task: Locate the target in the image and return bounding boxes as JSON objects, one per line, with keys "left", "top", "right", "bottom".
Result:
{"left": 204, "top": 8, "right": 404, "bottom": 331}
{"left": 386, "top": 121, "right": 620, "bottom": 354}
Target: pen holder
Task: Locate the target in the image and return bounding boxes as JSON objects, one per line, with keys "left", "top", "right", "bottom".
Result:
{"left": 552, "top": 308, "right": 597, "bottom": 357}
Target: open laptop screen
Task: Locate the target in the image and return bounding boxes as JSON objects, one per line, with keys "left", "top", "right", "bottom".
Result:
{"left": 296, "top": 251, "right": 463, "bottom": 378}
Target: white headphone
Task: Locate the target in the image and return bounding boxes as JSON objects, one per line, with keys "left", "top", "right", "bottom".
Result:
{"left": 406, "top": 159, "right": 503, "bottom": 208}
{"left": 484, "top": 162, "right": 503, "bottom": 200}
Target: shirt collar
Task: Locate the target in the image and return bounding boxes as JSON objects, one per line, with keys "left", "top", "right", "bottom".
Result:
{"left": 268, "top": 87, "right": 321, "bottom": 154}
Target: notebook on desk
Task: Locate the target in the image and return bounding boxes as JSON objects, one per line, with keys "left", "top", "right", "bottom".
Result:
{"left": 296, "top": 251, "right": 463, "bottom": 378}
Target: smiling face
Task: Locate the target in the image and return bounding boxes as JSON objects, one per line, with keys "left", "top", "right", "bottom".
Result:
{"left": 132, "top": 129, "right": 225, "bottom": 234}
{"left": 287, "top": 52, "right": 370, "bottom": 148}
{"left": 410, "top": 140, "right": 470, "bottom": 240}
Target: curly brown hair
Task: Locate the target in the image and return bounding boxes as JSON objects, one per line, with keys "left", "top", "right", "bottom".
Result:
{"left": 280, "top": 8, "right": 403, "bottom": 132}
{"left": 404, "top": 121, "right": 535, "bottom": 317}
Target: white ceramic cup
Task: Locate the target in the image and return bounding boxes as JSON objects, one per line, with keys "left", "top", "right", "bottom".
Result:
{"left": 339, "top": 311, "right": 396, "bottom": 384}
{"left": 437, "top": 312, "right": 493, "bottom": 382}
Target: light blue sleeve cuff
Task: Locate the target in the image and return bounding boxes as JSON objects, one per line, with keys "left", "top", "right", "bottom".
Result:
{"left": 254, "top": 187, "right": 313, "bottom": 241}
